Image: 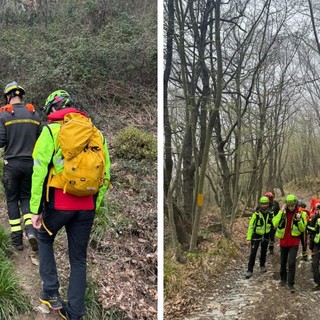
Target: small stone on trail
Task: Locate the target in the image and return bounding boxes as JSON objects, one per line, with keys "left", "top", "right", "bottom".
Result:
{"left": 36, "top": 303, "right": 50, "bottom": 314}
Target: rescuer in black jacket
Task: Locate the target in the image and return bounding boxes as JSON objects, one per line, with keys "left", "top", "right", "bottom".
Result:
{"left": 0, "top": 81, "right": 42, "bottom": 251}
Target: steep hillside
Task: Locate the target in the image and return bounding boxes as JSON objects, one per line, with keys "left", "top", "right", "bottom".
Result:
{"left": 0, "top": 99, "right": 157, "bottom": 320}
{"left": 0, "top": 1, "right": 157, "bottom": 319}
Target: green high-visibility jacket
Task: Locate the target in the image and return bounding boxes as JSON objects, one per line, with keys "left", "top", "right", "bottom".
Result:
{"left": 30, "top": 121, "right": 111, "bottom": 214}
{"left": 272, "top": 209, "right": 306, "bottom": 239}
{"left": 307, "top": 216, "right": 320, "bottom": 244}
{"left": 246, "top": 209, "right": 273, "bottom": 240}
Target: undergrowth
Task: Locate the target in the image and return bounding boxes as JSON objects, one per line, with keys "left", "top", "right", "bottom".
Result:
{"left": 90, "top": 197, "right": 127, "bottom": 247}
{"left": 0, "top": 225, "right": 31, "bottom": 319}
{"left": 164, "top": 237, "right": 240, "bottom": 300}
{"left": 84, "top": 278, "right": 125, "bottom": 320}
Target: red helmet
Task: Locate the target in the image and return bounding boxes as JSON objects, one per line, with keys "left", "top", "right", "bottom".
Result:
{"left": 265, "top": 192, "right": 274, "bottom": 201}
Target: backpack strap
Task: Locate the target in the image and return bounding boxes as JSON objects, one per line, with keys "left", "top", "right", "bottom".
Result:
{"left": 44, "top": 124, "right": 56, "bottom": 202}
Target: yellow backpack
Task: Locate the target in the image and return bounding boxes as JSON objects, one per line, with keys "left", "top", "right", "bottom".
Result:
{"left": 48, "top": 113, "right": 106, "bottom": 197}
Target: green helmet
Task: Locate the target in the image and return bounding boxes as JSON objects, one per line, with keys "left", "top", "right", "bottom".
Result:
{"left": 3, "top": 81, "right": 25, "bottom": 97}
{"left": 44, "top": 90, "right": 73, "bottom": 114}
{"left": 259, "top": 196, "right": 269, "bottom": 204}
{"left": 285, "top": 194, "right": 297, "bottom": 206}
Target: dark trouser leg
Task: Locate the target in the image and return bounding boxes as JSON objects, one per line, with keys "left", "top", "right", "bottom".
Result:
{"left": 10, "top": 230, "right": 23, "bottom": 250}
{"left": 2, "top": 161, "right": 23, "bottom": 247}
{"left": 66, "top": 210, "right": 95, "bottom": 319}
{"left": 39, "top": 207, "right": 71, "bottom": 295}
{"left": 269, "top": 228, "right": 275, "bottom": 253}
{"left": 300, "top": 231, "right": 308, "bottom": 258}
{"left": 247, "top": 240, "right": 260, "bottom": 272}
{"left": 18, "top": 159, "right": 38, "bottom": 239}
{"left": 280, "top": 246, "right": 289, "bottom": 282}
{"left": 38, "top": 227, "right": 60, "bottom": 294}
{"left": 260, "top": 238, "right": 269, "bottom": 267}
{"left": 312, "top": 244, "right": 320, "bottom": 285}
{"left": 287, "top": 246, "right": 299, "bottom": 286}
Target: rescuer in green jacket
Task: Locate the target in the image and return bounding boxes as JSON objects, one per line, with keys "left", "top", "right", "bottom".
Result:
{"left": 245, "top": 196, "right": 274, "bottom": 279}
{"left": 30, "top": 90, "right": 111, "bottom": 319}
{"left": 307, "top": 205, "right": 320, "bottom": 291}
{"left": 272, "top": 194, "right": 306, "bottom": 293}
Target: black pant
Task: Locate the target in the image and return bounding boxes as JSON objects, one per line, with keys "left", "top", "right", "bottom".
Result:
{"left": 1, "top": 158, "right": 33, "bottom": 233}
{"left": 39, "top": 207, "right": 95, "bottom": 318}
{"left": 269, "top": 227, "right": 275, "bottom": 251}
{"left": 312, "top": 243, "right": 320, "bottom": 285}
{"left": 280, "top": 246, "right": 299, "bottom": 286}
{"left": 300, "top": 231, "right": 308, "bottom": 255}
{"left": 247, "top": 237, "right": 269, "bottom": 272}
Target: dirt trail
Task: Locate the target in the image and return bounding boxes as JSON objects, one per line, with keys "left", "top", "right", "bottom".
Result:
{"left": 181, "top": 251, "right": 318, "bottom": 320}
{"left": 0, "top": 208, "right": 63, "bottom": 320}
{"left": 180, "top": 192, "right": 319, "bottom": 320}
{"left": 12, "top": 235, "right": 63, "bottom": 320}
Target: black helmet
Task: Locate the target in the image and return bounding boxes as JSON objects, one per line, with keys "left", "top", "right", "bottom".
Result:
{"left": 3, "top": 81, "right": 25, "bottom": 98}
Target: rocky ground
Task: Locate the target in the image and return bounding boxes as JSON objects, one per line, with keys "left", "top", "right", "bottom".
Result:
{"left": 181, "top": 247, "right": 319, "bottom": 320}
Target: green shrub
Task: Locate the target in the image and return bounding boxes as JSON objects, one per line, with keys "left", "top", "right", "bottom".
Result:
{"left": 114, "top": 126, "right": 156, "bottom": 160}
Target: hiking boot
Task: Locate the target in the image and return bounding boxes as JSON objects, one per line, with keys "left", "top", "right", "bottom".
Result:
{"left": 260, "top": 266, "right": 267, "bottom": 273}
{"left": 27, "top": 233, "right": 38, "bottom": 252}
{"left": 25, "top": 226, "right": 38, "bottom": 252}
{"left": 13, "top": 241, "right": 23, "bottom": 251}
{"left": 39, "top": 291, "right": 63, "bottom": 310}
{"left": 279, "top": 280, "right": 286, "bottom": 287}
{"left": 288, "top": 285, "right": 295, "bottom": 293}
{"left": 11, "top": 232, "right": 23, "bottom": 251}
{"left": 313, "top": 284, "right": 320, "bottom": 291}
{"left": 58, "top": 301, "right": 82, "bottom": 320}
{"left": 245, "top": 271, "right": 252, "bottom": 279}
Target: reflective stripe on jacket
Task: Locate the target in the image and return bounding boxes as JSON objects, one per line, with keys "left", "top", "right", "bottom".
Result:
{"left": 307, "top": 216, "right": 320, "bottom": 244}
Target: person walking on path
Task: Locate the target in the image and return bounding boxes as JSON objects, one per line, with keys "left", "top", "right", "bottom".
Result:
{"left": 307, "top": 204, "right": 320, "bottom": 291}
{"left": 272, "top": 194, "right": 307, "bottom": 293}
{"left": 0, "top": 81, "right": 41, "bottom": 251}
{"left": 245, "top": 196, "right": 274, "bottom": 279}
{"left": 297, "top": 201, "right": 310, "bottom": 261}
{"left": 30, "top": 90, "right": 111, "bottom": 320}
{"left": 264, "top": 191, "right": 280, "bottom": 255}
